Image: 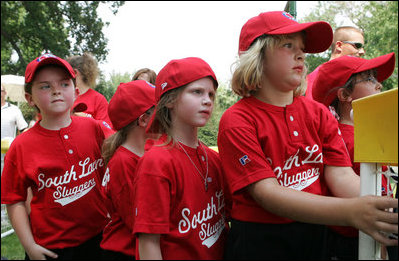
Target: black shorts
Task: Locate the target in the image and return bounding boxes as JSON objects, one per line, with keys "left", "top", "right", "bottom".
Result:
{"left": 101, "top": 249, "right": 134, "bottom": 260}
{"left": 224, "top": 219, "right": 327, "bottom": 260}
{"left": 25, "top": 233, "right": 104, "bottom": 260}
{"left": 324, "top": 228, "right": 358, "bottom": 260}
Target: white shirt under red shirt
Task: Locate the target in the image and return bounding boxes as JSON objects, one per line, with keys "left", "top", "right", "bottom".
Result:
{"left": 217, "top": 96, "right": 352, "bottom": 224}
{"left": 133, "top": 138, "right": 229, "bottom": 260}
{"left": 1, "top": 116, "right": 109, "bottom": 249}
{"left": 100, "top": 146, "right": 139, "bottom": 257}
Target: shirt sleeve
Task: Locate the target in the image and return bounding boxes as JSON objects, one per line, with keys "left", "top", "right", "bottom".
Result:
{"left": 94, "top": 95, "right": 113, "bottom": 128}
{"left": 1, "top": 143, "right": 29, "bottom": 204}
{"left": 107, "top": 160, "right": 136, "bottom": 231}
{"left": 218, "top": 123, "right": 275, "bottom": 194}
{"left": 133, "top": 151, "right": 172, "bottom": 235}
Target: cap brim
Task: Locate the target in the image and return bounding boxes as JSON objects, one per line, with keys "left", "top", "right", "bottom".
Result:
{"left": 72, "top": 102, "right": 88, "bottom": 113}
{"left": 356, "top": 52, "right": 395, "bottom": 83}
{"left": 269, "top": 21, "right": 333, "bottom": 53}
{"left": 25, "top": 57, "right": 75, "bottom": 83}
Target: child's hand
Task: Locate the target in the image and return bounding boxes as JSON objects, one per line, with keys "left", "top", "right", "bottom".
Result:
{"left": 349, "top": 195, "right": 398, "bottom": 246}
{"left": 73, "top": 112, "right": 92, "bottom": 118}
{"left": 26, "top": 243, "right": 58, "bottom": 260}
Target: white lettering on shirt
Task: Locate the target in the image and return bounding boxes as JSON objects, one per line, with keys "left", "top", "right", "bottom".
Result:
{"left": 178, "top": 190, "right": 226, "bottom": 248}
{"left": 36, "top": 157, "right": 103, "bottom": 206}
{"left": 274, "top": 144, "right": 323, "bottom": 191}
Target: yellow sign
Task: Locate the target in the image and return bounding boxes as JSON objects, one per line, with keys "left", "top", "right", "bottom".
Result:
{"left": 353, "top": 88, "right": 398, "bottom": 165}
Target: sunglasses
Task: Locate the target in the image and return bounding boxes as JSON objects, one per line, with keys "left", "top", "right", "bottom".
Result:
{"left": 342, "top": 41, "right": 364, "bottom": 49}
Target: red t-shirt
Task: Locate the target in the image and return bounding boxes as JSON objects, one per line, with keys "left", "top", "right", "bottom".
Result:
{"left": 74, "top": 88, "right": 113, "bottom": 129}
{"left": 217, "top": 96, "right": 351, "bottom": 224}
{"left": 133, "top": 140, "right": 229, "bottom": 260}
{"left": 100, "top": 146, "right": 139, "bottom": 257}
{"left": 144, "top": 138, "right": 156, "bottom": 151}
{"left": 305, "top": 65, "right": 320, "bottom": 100}
{"left": 1, "top": 116, "right": 109, "bottom": 249}
{"left": 339, "top": 124, "right": 359, "bottom": 174}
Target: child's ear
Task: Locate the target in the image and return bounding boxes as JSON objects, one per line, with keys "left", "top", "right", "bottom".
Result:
{"left": 25, "top": 93, "right": 36, "bottom": 107}
{"left": 337, "top": 88, "right": 353, "bottom": 103}
{"left": 74, "top": 87, "right": 80, "bottom": 99}
{"left": 165, "top": 102, "right": 174, "bottom": 109}
{"left": 138, "top": 113, "right": 151, "bottom": 127}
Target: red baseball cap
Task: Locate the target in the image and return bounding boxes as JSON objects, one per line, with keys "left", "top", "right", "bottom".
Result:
{"left": 312, "top": 52, "right": 396, "bottom": 106}
{"left": 146, "top": 57, "right": 218, "bottom": 133}
{"left": 108, "top": 80, "right": 156, "bottom": 131}
{"left": 72, "top": 102, "right": 88, "bottom": 113}
{"left": 25, "top": 53, "right": 75, "bottom": 83}
{"left": 239, "top": 11, "right": 333, "bottom": 54}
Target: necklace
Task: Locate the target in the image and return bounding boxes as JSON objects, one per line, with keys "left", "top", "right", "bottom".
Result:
{"left": 177, "top": 141, "right": 209, "bottom": 191}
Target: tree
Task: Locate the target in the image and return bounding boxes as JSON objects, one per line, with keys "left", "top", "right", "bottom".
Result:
{"left": 199, "top": 83, "right": 240, "bottom": 146}
{"left": 300, "top": 1, "right": 398, "bottom": 91}
{"left": 1, "top": 1, "right": 125, "bottom": 76}
{"left": 96, "top": 71, "right": 132, "bottom": 101}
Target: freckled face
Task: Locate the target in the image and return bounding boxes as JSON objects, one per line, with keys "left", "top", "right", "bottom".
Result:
{"left": 27, "top": 67, "right": 76, "bottom": 117}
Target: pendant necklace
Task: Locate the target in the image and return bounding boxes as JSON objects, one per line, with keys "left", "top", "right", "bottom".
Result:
{"left": 177, "top": 141, "right": 209, "bottom": 191}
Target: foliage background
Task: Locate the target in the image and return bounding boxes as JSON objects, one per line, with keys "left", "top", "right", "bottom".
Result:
{"left": 1, "top": 1, "right": 124, "bottom": 75}
{"left": 301, "top": 1, "right": 398, "bottom": 91}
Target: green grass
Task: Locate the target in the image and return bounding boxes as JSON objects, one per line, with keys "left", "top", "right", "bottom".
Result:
{"left": 1, "top": 233, "right": 25, "bottom": 260}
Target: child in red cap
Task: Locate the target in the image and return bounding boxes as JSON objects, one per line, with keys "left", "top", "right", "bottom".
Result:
{"left": 217, "top": 11, "right": 398, "bottom": 259}
{"left": 1, "top": 53, "right": 113, "bottom": 260}
{"left": 133, "top": 57, "right": 229, "bottom": 260}
{"left": 312, "top": 52, "right": 396, "bottom": 260}
{"left": 66, "top": 53, "right": 114, "bottom": 129}
{"left": 99, "top": 80, "right": 156, "bottom": 259}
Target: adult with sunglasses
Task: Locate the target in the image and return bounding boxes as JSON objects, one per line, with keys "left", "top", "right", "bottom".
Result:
{"left": 312, "top": 52, "right": 396, "bottom": 260}
{"left": 306, "top": 26, "right": 365, "bottom": 99}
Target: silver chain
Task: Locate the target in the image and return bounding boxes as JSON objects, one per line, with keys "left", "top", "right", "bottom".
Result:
{"left": 177, "top": 141, "right": 209, "bottom": 191}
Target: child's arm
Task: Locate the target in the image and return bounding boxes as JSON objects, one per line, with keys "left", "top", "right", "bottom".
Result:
{"left": 324, "top": 165, "right": 360, "bottom": 198}
{"left": 138, "top": 233, "right": 162, "bottom": 260}
{"left": 7, "top": 202, "right": 58, "bottom": 260}
{"left": 247, "top": 177, "right": 398, "bottom": 246}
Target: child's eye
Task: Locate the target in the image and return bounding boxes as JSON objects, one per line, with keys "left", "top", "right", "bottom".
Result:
{"left": 193, "top": 89, "right": 202, "bottom": 94}
{"left": 209, "top": 92, "right": 215, "bottom": 101}
{"left": 40, "top": 85, "right": 50, "bottom": 90}
{"left": 283, "top": 43, "right": 292, "bottom": 48}
{"left": 61, "top": 82, "right": 70, "bottom": 88}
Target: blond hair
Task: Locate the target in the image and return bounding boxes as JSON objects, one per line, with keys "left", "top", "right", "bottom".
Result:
{"left": 102, "top": 107, "right": 154, "bottom": 164}
{"left": 152, "top": 87, "right": 185, "bottom": 146}
{"left": 231, "top": 33, "right": 307, "bottom": 97}
{"left": 67, "top": 52, "right": 99, "bottom": 88}
{"left": 102, "top": 121, "right": 136, "bottom": 165}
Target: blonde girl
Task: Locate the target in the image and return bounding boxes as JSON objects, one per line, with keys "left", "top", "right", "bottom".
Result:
{"left": 218, "top": 11, "right": 398, "bottom": 259}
